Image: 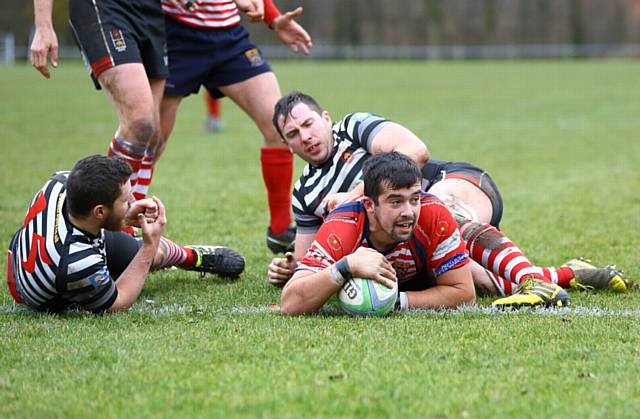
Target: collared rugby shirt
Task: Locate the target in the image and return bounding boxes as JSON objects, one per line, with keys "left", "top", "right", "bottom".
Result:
{"left": 8, "top": 172, "right": 117, "bottom": 312}
{"left": 298, "top": 193, "right": 469, "bottom": 288}
{"left": 292, "top": 112, "right": 391, "bottom": 234}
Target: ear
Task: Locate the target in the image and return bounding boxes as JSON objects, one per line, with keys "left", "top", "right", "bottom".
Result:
{"left": 362, "top": 196, "right": 375, "bottom": 213}
{"left": 91, "top": 205, "right": 107, "bottom": 221}
{"left": 321, "top": 110, "right": 332, "bottom": 124}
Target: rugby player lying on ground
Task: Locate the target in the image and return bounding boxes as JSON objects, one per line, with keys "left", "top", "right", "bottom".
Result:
{"left": 6, "top": 155, "right": 244, "bottom": 313}
{"left": 280, "top": 152, "right": 476, "bottom": 315}
{"left": 268, "top": 92, "right": 631, "bottom": 310}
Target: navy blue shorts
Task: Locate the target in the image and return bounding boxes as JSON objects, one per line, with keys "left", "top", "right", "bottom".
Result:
{"left": 421, "top": 159, "right": 504, "bottom": 228}
{"left": 164, "top": 17, "right": 272, "bottom": 98}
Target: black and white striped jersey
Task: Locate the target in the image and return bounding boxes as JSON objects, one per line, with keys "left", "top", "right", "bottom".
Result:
{"left": 292, "top": 112, "right": 391, "bottom": 234}
{"left": 8, "top": 172, "right": 118, "bottom": 312}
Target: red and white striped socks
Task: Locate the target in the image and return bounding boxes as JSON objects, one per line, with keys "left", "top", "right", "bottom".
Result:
{"left": 158, "top": 237, "right": 197, "bottom": 269}
{"left": 108, "top": 137, "right": 155, "bottom": 201}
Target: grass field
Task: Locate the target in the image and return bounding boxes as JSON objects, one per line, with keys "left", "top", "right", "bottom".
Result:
{"left": 1, "top": 60, "right": 639, "bottom": 418}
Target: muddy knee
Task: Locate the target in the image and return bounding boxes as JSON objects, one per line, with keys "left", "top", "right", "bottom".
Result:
{"left": 461, "top": 222, "right": 505, "bottom": 250}
{"left": 126, "top": 117, "right": 156, "bottom": 148}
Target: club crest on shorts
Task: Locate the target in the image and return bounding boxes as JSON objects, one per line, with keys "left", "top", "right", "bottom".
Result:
{"left": 110, "top": 30, "right": 127, "bottom": 52}
{"left": 244, "top": 48, "right": 264, "bottom": 67}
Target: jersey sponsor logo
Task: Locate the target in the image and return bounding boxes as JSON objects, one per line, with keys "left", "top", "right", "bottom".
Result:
{"left": 325, "top": 216, "right": 358, "bottom": 226}
{"left": 436, "top": 253, "right": 467, "bottom": 276}
{"left": 110, "top": 30, "right": 127, "bottom": 52}
{"left": 87, "top": 266, "right": 110, "bottom": 288}
{"left": 53, "top": 192, "right": 64, "bottom": 244}
{"left": 432, "top": 229, "right": 462, "bottom": 261}
{"left": 244, "top": 48, "right": 264, "bottom": 67}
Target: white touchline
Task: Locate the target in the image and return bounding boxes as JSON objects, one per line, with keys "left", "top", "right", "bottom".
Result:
{"left": 1, "top": 303, "right": 640, "bottom": 318}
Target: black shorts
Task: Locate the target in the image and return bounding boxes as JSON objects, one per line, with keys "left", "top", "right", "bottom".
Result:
{"left": 164, "top": 17, "right": 272, "bottom": 98}
{"left": 69, "top": 0, "right": 168, "bottom": 89}
{"left": 421, "top": 159, "right": 504, "bottom": 228}
{"left": 104, "top": 230, "right": 143, "bottom": 279}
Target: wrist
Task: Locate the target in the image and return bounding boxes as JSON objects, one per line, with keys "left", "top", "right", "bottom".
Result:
{"left": 329, "top": 257, "right": 353, "bottom": 286}
{"left": 264, "top": 0, "right": 281, "bottom": 28}
{"left": 395, "top": 292, "right": 409, "bottom": 311}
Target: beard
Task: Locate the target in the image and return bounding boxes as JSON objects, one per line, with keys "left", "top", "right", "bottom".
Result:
{"left": 102, "top": 210, "right": 125, "bottom": 231}
{"left": 374, "top": 211, "right": 416, "bottom": 244}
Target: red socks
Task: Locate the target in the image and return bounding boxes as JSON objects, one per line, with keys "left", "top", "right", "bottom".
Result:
{"left": 260, "top": 147, "right": 294, "bottom": 234}
{"left": 205, "top": 93, "right": 221, "bottom": 118}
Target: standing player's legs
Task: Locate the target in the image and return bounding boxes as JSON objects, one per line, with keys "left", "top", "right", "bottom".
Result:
{"left": 219, "top": 72, "right": 295, "bottom": 253}
{"left": 69, "top": 0, "right": 167, "bottom": 202}
{"left": 157, "top": 95, "right": 183, "bottom": 160}
{"left": 99, "top": 65, "right": 165, "bottom": 201}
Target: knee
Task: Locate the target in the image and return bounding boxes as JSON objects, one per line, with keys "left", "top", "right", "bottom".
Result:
{"left": 126, "top": 117, "right": 157, "bottom": 147}
{"left": 460, "top": 221, "right": 483, "bottom": 243}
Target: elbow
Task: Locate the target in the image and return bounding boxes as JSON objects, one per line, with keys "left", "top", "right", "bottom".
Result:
{"left": 280, "top": 287, "right": 317, "bottom": 316}
{"left": 280, "top": 289, "right": 305, "bottom": 316}
{"left": 461, "top": 285, "right": 476, "bottom": 306}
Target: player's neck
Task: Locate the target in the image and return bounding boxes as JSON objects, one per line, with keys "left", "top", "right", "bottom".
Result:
{"left": 68, "top": 213, "right": 101, "bottom": 236}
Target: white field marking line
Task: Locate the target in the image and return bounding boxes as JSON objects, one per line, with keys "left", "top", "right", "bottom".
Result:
{"left": 1, "top": 303, "right": 640, "bottom": 318}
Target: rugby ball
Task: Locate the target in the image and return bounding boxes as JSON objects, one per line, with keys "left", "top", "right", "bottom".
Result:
{"left": 337, "top": 278, "right": 398, "bottom": 316}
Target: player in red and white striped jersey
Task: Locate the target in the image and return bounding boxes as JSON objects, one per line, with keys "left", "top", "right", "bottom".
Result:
{"left": 280, "top": 152, "right": 475, "bottom": 315}
{"left": 153, "top": 0, "right": 313, "bottom": 254}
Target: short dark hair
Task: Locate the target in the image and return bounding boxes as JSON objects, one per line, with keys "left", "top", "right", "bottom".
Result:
{"left": 272, "top": 91, "right": 324, "bottom": 139}
{"left": 66, "top": 155, "right": 132, "bottom": 217}
{"left": 362, "top": 152, "right": 422, "bottom": 204}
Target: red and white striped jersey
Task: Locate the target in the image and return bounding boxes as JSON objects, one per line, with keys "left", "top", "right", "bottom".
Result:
{"left": 298, "top": 193, "right": 469, "bottom": 288}
{"left": 161, "top": 0, "right": 241, "bottom": 29}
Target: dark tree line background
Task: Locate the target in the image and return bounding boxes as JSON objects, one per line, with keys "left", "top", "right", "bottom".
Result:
{"left": 3, "top": 0, "right": 640, "bottom": 57}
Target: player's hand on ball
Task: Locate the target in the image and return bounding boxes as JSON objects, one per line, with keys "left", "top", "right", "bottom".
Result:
{"left": 267, "top": 252, "right": 297, "bottom": 288}
{"left": 347, "top": 247, "right": 397, "bottom": 289}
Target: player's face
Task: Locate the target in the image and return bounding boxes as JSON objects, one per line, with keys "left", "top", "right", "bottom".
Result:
{"left": 102, "top": 181, "right": 132, "bottom": 231}
{"left": 369, "top": 181, "right": 422, "bottom": 246}
{"left": 278, "top": 103, "right": 334, "bottom": 166}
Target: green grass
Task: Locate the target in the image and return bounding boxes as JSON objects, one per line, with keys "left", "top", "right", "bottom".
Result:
{"left": 1, "top": 60, "right": 639, "bottom": 418}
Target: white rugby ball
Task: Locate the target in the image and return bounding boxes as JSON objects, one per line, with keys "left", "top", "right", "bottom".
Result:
{"left": 337, "top": 278, "right": 398, "bottom": 317}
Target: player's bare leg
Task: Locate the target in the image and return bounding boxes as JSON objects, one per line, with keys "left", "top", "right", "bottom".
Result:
{"left": 100, "top": 63, "right": 164, "bottom": 200}
{"left": 156, "top": 95, "right": 183, "bottom": 160}
{"left": 428, "top": 179, "right": 504, "bottom": 294}
{"left": 100, "top": 63, "right": 159, "bottom": 149}
{"left": 220, "top": 72, "right": 295, "bottom": 253}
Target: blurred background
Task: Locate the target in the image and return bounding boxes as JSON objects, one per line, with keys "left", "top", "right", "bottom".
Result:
{"left": 2, "top": 0, "right": 640, "bottom": 63}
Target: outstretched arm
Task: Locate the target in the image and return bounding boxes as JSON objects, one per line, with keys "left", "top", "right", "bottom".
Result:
{"left": 30, "top": 0, "right": 58, "bottom": 78}
{"left": 281, "top": 247, "right": 396, "bottom": 315}
{"left": 271, "top": 5, "right": 313, "bottom": 55}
